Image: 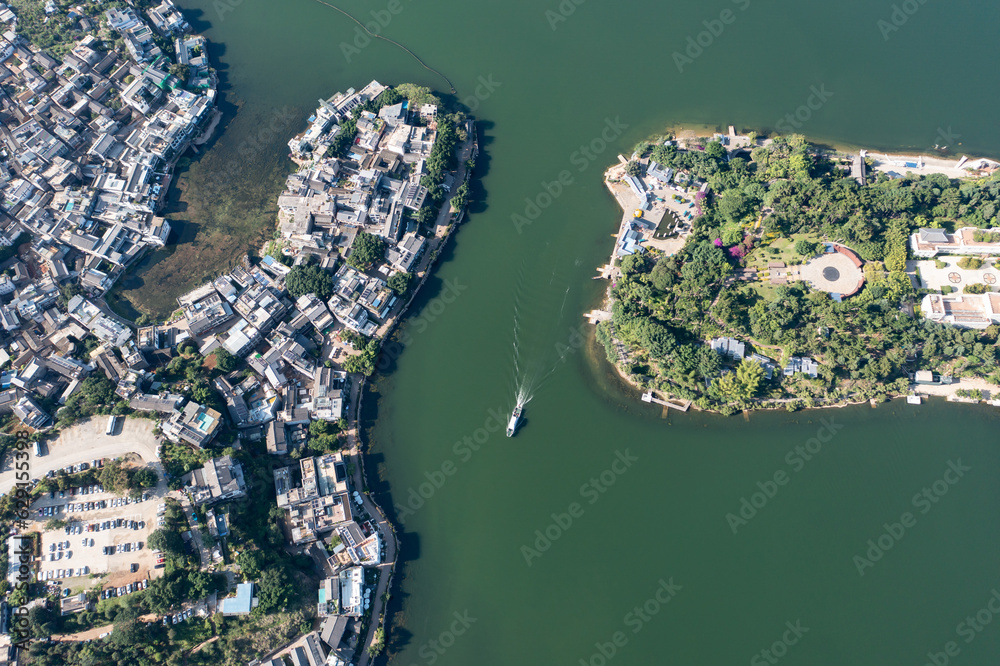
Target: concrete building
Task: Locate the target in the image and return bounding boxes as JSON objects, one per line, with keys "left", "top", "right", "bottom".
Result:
{"left": 910, "top": 227, "right": 1000, "bottom": 258}
{"left": 219, "top": 582, "right": 256, "bottom": 616}
{"left": 185, "top": 455, "right": 247, "bottom": 506}
{"left": 920, "top": 292, "right": 1000, "bottom": 329}
{"left": 162, "top": 401, "right": 222, "bottom": 448}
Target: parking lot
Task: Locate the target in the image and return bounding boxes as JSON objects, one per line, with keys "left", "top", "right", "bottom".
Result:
{"left": 0, "top": 416, "right": 160, "bottom": 496}
{"left": 18, "top": 417, "right": 172, "bottom": 595}
{"left": 33, "top": 484, "right": 168, "bottom": 592}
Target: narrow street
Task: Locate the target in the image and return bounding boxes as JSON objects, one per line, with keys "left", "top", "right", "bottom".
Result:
{"left": 350, "top": 126, "right": 476, "bottom": 665}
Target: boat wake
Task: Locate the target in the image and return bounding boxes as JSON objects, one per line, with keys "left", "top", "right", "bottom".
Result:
{"left": 510, "top": 267, "right": 574, "bottom": 409}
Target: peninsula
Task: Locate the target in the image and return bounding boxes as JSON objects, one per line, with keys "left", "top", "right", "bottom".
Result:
{"left": 595, "top": 129, "right": 1000, "bottom": 414}
{"left": 0, "top": 2, "right": 476, "bottom": 665}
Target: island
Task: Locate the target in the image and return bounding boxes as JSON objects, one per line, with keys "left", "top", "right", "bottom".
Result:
{"left": 0, "top": 2, "right": 477, "bottom": 665}
{"left": 594, "top": 129, "right": 1000, "bottom": 414}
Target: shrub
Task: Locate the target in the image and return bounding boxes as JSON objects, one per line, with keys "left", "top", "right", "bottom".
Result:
{"left": 794, "top": 239, "right": 820, "bottom": 257}
{"left": 957, "top": 256, "right": 983, "bottom": 270}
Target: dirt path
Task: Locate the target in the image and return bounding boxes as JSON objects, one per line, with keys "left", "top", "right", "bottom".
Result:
{"left": 53, "top": 623, "right": 112, "bottom": 642}
{"left": 914, "top": 376, "right": 1000, "bottom": 399}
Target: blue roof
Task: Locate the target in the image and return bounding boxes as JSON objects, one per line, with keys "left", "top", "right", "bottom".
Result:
{"left": 220, "top": 582, "right": 253, "bottom": 615}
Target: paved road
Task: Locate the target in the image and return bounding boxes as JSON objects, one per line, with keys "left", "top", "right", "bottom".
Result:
{"left": 344, "top": 373, "right": 398, "bottom": 666}
{"left": 0, "top": 417, "right": 160, "bottom": 496}
{"left": 350, "top": 128, "right": 476, "bottom": 666}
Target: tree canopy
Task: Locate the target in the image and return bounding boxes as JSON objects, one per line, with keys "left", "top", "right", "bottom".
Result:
{"left": 601, "top": 133, "right": 1000, "bottom": 411}
{"left": 148, "top": 528, "right": 185, "bottom": 556}
{"left": 285, "top": 264, "right": 334, "bottom": 300}
{"left": 346, "top": 231, "right": 386, "bottom": 271}
{"left": 388, "top": 272, "right": 412, "bottom": 295}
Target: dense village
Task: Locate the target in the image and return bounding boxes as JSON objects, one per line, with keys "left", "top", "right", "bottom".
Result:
{"left": 597, "top": 129, "right": 1000, "bottom": 414}
{"left": 0, "top": 2, "right": 476, "bottom": 665}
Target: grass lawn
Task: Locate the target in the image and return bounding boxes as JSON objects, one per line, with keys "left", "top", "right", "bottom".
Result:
{"left": 747, "top": 232, "right": 824, "bottom": 272}
{"left": 745, "top": 232, "right": 825, "bottom": 303}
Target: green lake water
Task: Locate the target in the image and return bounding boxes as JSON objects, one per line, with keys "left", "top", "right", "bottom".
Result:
{"left": 163, "top": 1, "right": 1000, "bottom": 663}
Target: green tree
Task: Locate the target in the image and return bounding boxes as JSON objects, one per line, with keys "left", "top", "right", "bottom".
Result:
{"left": 450, "top": 182, "right": 470, "bottom": 211}
{"left": 625, "top": 160, "right": 641, "bottom": 177}
{"left": 213, "top": 348, "right": 239, "bottom": 373}
{"left": 111, "top": 605, "right": 141, "bottom": 647}
{"left": 718, "top": 190, "right": 748, "bottom": 222}
{"left": 369, "top": 627, "right": 385, "bottom": 657}
{"left": 237, "top": 549, "right": 266, "bottom": 580}
{"left": 347, "top": 231, "right": 387, "bottom": 271}
{"left": 342, "top": 338, "right": 380, "bottom": 376}
{"left": 285, "top": 264, "right": 334, "bottom": 300}
{"left": 705, "top": 141, "right": 726, "bottom": 160}
{"left": 735, "top": 359, "right": 764, "bottom": 397}
{"left": 131, "top": 467, "right": 158, "bottom": 489}
{"left": 326, "top": 118, "right": 357, "bottom": 158}
{"left": 794, "top": 239, "right": 820, "bottom": 257}
{"left": 168, "top": 63, "right": 190, "bottom": 82}
{"left": 716, "top": 359, "right": 764, "bottom": 401}
{"left": 415, "top": 206, "right": 436, "bottom": 225}
{"left": 148, "top": 528, "right": 184, "bottom": 556}
{"left": 254, "top": 566, "right": 292, "bottom": 615}
{"left": 721, "top": 222, "right": 744, "bottom": 246}
{"left": 388, "top": 272, "right": 412, "bottom": 295}
{"left": 100, "top": 459, "right": 133, "bottom": 495}
{"left": 957, "top": 256, "right": 984, "bottom": 270}
{"left": 394, "top": 83, "right": 440, "bottom": 106}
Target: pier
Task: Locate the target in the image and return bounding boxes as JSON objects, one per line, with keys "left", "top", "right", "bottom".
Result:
{"left": 584, "top": 309, "right": 611, "bottom": 325}
{"left": 641, "top": 391, "right": 691, "bottom": 412}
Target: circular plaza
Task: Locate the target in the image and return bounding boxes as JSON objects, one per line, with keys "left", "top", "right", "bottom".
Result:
{"left": 800, "top": 247, "right": 865, "bottom": 297}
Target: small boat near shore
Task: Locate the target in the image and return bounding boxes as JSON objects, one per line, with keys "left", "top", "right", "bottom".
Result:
{"left": 506, "top": 404, "right": 523, "bottom": 437}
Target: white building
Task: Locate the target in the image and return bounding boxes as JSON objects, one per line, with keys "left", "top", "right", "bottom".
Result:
{"left": 920, "top": 292, "right": 1000, "bottom": 329}
{"left": 910, "top": 227, "right": 1000, "bottom": 258}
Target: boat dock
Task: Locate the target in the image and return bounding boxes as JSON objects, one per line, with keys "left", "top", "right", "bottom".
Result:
{"left": 584, "top": 309, "right": 611, "bottom": 325}
{"left": 595, "top": 263, "right": 617, "bottom": 280}
{"left": 641, "top": 391, "right": 691, "bottom": 412}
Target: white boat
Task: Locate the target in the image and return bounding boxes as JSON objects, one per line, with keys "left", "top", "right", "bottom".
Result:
{"left": 506, "top": 404, "right": 523, "bottom": 437}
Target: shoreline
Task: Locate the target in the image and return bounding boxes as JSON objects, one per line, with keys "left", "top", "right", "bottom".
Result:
{"left": 592, "top": 129, "right": 1000, "bottom": 416}
{"left": 660, "top": 122, "right": 1000, "bottom": 166}
{"left": 352, "top": 129, "right": 478, "bottom": 666}
{"left": 260, "top": 88, "right": 479, "bottom": 664}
